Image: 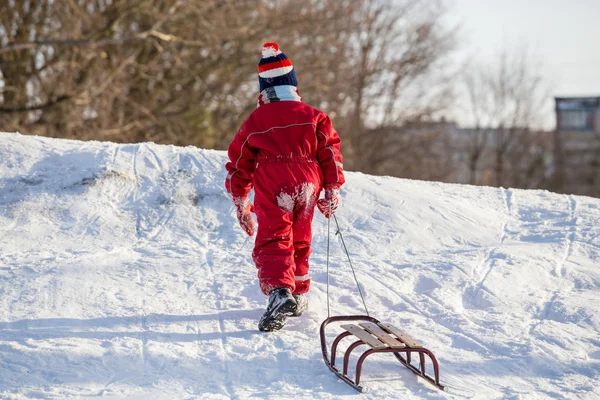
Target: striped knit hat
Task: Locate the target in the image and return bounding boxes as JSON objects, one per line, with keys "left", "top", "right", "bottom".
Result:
{"left": 257, "top": 42, "right": 298, "bottom": 92}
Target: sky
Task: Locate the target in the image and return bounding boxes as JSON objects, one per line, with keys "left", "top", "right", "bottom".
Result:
{"left": 445, "top": 0, "right": 600, "bottom": 128}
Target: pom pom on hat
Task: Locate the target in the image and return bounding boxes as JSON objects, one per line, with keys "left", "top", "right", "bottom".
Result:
{"left": 257, "top": 41, "right": 298, "bottom": 92}
{"left": 262, "top": 42, "right": 281, "bottom": 58}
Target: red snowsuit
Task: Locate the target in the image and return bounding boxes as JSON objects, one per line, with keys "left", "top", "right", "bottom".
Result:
{"left": 225, "top": 100, "right": 344, "bottom": 295}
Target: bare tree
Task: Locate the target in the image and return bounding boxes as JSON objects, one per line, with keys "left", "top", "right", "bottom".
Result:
{"left": 1, "top": 0, "right": 460, "bottom": 185}
{"left": 368, "top": 120, "right": 456, "bottom": 181}
{"left": 336, "top": 0, "right": 458, "bottom": 175}
{"left": 462, "top": 70, "right": 492, "bottom": 185}
{"left": 458, "top": 47, "right": 552, "bottom": 189}
{"left": 0, "top": 1, "right": 352, "bottom": 145}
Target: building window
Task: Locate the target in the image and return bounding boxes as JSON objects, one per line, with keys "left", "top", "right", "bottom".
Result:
{"left": 556, "top": 97, "right": 600, "bottom": 132}
{"left": 559, "top": 110, "right": 595, "bottom": 131}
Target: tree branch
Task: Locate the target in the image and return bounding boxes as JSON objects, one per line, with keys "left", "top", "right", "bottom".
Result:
{"left": 0, "top": 95, "right": 70, "bottom": 113}
{"left": 0, "top": 26, "right": 210, "bottom": 55}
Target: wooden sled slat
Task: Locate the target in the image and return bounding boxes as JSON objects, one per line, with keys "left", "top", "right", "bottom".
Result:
{"left": 358, "top": 322, "right": 406, "bottom": 349}
{"left": 378, "top": 322, "right": 422, "bottom": 348}
{"left": 340, "top": 324, "right": 387, "bottom": 349}
{"left": 320, "top": 315, "right": 443, "bottom": 393}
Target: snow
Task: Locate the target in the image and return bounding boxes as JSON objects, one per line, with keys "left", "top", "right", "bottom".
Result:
{"left": 276, "top": 182, "right": 316, "bottom": 215}
{"left": 1, "top": 131, "right": 599, "bottom": 399}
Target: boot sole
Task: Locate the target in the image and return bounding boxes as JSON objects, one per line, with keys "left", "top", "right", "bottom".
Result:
{"left": 258, "top": 300, "right": 297, "bottom": 332}
{"left": 290, "top": 307, "right": 307, "bottom": 317}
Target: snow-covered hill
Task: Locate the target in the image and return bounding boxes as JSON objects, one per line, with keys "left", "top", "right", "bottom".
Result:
{"left": 0, "top": 132, "right": 599, "bottom": 399}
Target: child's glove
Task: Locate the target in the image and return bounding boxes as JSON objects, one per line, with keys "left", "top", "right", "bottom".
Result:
{"left": 233, "top": 197, "right": 256, "bottom": 236}
{"left": 317, "top": 186, "right": 340, "bottom": 218}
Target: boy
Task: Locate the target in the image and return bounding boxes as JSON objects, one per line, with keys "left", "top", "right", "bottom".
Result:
{"left": 225, "top": 42, "right": 344, "bottom": 332}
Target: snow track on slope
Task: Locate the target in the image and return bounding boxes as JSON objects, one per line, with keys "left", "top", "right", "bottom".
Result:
{"left": 0, "top": 133, "right": 599, "bottom": 399}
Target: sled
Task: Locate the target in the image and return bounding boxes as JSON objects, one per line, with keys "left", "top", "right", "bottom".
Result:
{"left": 320, "top": 315, "right": 444, "bottom": 393}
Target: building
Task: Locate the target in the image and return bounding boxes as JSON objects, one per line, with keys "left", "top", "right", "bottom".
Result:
{"left": 553, "top": 97, "right": 600, "bottom": 197}
{"left": 449, "top": 126, "right": 552, "bottom": 189}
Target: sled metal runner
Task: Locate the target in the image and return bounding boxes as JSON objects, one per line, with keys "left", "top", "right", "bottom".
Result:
{"left": 320, "top": 315, "right": 444, "bottom": 393}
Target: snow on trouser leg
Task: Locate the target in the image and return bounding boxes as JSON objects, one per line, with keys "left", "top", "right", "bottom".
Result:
{"left": 254, "top": 255, "right": 296, "bottom": 295}
{"left": 290, "top": 190, "right": 316, "bottom": 295}
{"left": 252, "top": 169, "right": 320, "bottom": 296}
{"left": 252, "top": 204, "right": 297, "bottom": 295}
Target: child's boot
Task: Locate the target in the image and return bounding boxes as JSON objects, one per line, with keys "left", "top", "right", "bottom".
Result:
{"left": 291, "top": 294, "right": 308, "bottom": 317}
{"left": 258, "top": 287, "right": 297, "bottom": 332}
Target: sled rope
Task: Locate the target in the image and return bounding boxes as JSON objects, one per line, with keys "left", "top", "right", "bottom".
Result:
{"left": 326, "top": 214, "right": 331, "bottom": 318}
{"left": 325, "top": 214, "right": 370, "bottom": 317}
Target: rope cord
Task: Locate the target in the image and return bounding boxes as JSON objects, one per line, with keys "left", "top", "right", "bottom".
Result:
{"left": 324, "top": 209, "right": 370, "bottom": 317}
{"left": 333, "top": 214, "right": 369, "bottom": 316}
{"left": 326, "top": 213, "right": 331, "bottom": 318}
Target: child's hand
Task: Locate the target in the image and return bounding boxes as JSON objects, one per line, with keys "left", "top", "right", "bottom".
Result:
{"left": 317, "top": 186, "right": 340, "bottom": 218}
{"left": 234, "top": 197, "right": 256, "bottom": 236}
